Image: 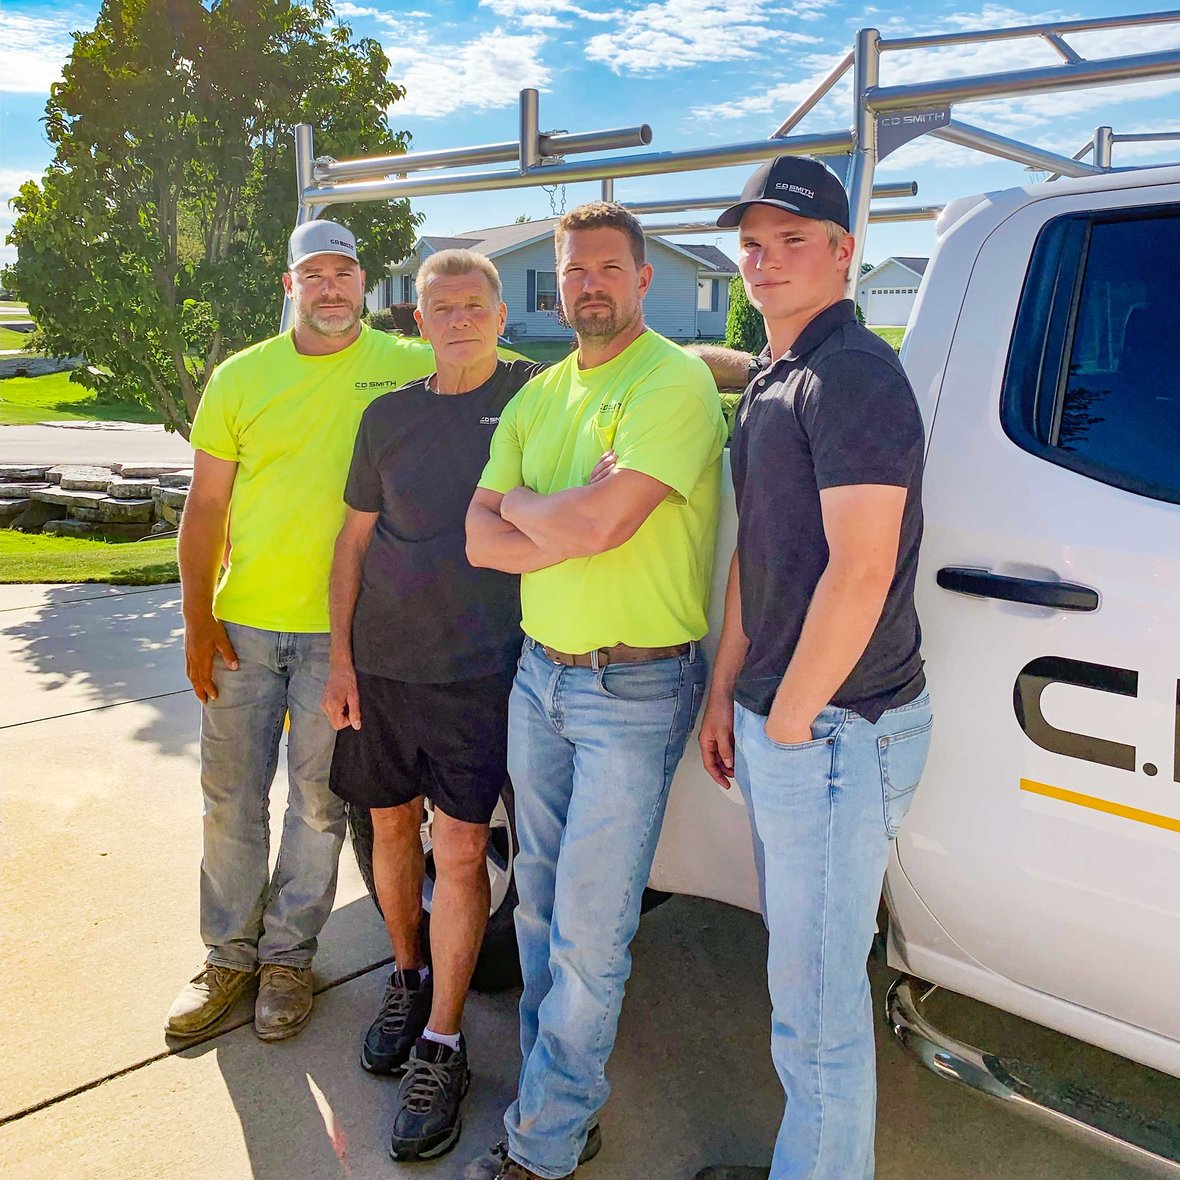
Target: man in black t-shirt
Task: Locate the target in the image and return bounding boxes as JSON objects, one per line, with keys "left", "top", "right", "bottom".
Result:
{"left": 322, "top": 250, "right": 549, "bottom": 1164}
{"left": 693, "top": 158, "right": 932, "bottom": 1180}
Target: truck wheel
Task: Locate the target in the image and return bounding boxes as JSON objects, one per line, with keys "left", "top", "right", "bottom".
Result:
{"left": 345, "top": 782, "right": 521, "bottom": 993}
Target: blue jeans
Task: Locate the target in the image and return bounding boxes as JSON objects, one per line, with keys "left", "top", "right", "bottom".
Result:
{"left": 734, "top": 694, "right": 933, "bottom": 1180}
{"left": 200, "top": 623, "right": 346, "bottom": 971}
{"left": 504, "top": 637, "right": 707, "bottom": 1179}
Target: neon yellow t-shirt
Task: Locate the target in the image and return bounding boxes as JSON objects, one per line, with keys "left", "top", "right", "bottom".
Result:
{"left": 189, "top": 325, "right": 436, "bottom": 632}
{"left": 479, "top": 330, "right": 725, "bottom": 652}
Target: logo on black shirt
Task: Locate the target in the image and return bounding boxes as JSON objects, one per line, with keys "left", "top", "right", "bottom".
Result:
{"left": 479, "top": 416, "right": 500, "bottom": 425}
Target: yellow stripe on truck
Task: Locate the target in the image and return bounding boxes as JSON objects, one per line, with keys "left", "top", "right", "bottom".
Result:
{"left": 1020, "top": 778, "right": 1180, "bottom": 834}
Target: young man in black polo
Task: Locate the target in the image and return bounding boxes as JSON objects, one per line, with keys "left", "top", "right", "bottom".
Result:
{"left": 695, "top": 157, "right": 932, "bottom": 1180}
{"left": 322, "top": 249, "right": 548, "bottom": 1163}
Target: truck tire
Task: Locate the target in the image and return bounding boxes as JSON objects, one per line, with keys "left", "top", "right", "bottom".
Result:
{"left": 346, "top": 780, "right": 521, "bottom": 993}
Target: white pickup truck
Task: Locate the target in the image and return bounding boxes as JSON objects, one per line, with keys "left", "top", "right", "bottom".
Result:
{"left": 350, "top": 158, "right": 1180, "bottom": 1168}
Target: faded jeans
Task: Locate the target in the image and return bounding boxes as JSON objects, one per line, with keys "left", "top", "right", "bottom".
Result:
{"left": 200, "top": 622, "right": 345, "bottom": 971}
{"left": 734, "top": 694, "right": 933, "bottom": 1180}
{"left": 504, "top": 637, "right": 707, "bottom": 1179}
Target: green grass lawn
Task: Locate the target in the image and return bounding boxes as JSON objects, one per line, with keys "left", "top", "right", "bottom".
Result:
{"left": 0, "top": 370, "right": 162, "bottom": 426}
{"left": 509, "top": 339, "right": 576, "bottom": 364}
{"left": 0, "top": 531, "right": 179, "bottom": 585}
{"left": 0, "top": 326, "right": 35, "bottom": 349}
{"left": 873, "top": 326, "right": 905, "bottom": 350}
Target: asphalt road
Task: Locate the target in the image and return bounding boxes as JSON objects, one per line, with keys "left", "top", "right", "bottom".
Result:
{"left": 0, "top": 422, "right": 193, "bottom": 466}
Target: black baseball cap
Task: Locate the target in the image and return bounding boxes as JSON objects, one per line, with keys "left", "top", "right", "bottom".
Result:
{"left": 717, "top": 156, "right": 850, "bottom": 231}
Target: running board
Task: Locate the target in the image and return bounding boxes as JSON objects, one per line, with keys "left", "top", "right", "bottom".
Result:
{"left": 886, "top": 975, "right": 1180, "bottom": 1176}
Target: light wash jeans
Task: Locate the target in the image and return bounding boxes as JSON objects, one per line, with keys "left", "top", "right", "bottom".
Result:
{"left": 734, "top": 693, "right": 933, "bottom": 1180}
{"left": 504, "top": 637, "right": 707, "bottom": 1179}
{"left": 200, "top": 622, "right": 346, "bottom": 971}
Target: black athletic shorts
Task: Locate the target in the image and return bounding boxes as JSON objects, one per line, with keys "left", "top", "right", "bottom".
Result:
{"left": 329, "top": 665, "right": 515, "bottom": 825}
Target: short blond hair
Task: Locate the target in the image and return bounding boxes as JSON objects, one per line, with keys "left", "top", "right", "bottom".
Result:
{"left": 415, "top": 249, "right": 503, "bottom": 307}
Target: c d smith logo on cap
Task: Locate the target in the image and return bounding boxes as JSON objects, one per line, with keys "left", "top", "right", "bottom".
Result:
{"left": 774, "top": 182, "right": 815, "bottom": 199}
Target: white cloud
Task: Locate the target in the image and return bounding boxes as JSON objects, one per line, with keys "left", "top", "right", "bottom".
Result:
{"left": 386, "top": 29, "right": 552, "bottom": 118}
{"left": 585, "top": 0, "right": 825, "bottom": 75}
{"left": 479, "top": 0, "right": 617, "bottom": 29}
{"left": 698, "top": 49, "right": 852, "bottom": 124}
{"left": 0, "top": 12, "right": 77, "bottom": 93}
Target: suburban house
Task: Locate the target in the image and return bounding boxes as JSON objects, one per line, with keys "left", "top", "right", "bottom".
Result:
{"left": 856, "top": 256, "right": 929, "bottom": 327}
{"left": 368, "top": 218, "right": 736, "bottom": 341}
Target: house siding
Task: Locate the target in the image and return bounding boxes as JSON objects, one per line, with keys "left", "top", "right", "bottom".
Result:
{"left": 373, "top": 234, "right": 731, "bottom": 342}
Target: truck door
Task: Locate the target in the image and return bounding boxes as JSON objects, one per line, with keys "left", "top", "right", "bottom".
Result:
{"left": 898, "top": 188, "right": 1180, "bottom": 1042}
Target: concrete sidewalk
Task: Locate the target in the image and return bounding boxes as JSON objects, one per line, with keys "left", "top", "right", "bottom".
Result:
{"left": 0, "top": 585, "right": 1172, "bottom": 1179}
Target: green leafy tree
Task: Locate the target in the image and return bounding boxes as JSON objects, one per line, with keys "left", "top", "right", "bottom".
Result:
{"left": 724, "top": 273, "right": 767, "bottom": 356}
{"left": 4, "top": 0, "right": 420, "bottom": 436}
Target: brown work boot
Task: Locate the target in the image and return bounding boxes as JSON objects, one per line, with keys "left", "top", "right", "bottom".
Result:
{"left": 254, "top": 963, "right": 314, "bottom": 1041}
{"left": 166, "top": 962, "right": 256, "bottom": 1038}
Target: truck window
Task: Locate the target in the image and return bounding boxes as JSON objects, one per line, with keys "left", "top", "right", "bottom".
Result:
{"left": 1002, "top": 204, "right": 1180, "bottom": 505}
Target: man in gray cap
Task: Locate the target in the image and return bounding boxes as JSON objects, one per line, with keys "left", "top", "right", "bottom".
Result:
{"left": 166, "top": 220, "right": 435, "bottom": 1043}
{"left": 695, "top": 157, "right": 931, "bottom": 1180}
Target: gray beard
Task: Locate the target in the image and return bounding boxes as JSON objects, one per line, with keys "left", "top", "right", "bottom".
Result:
{"left": 298, "top": 304, "right": 361, "bottom": 338}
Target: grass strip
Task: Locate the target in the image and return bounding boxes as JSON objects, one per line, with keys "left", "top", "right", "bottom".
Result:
{"left": 0, "top": 532, "right": 178, "bottom": 585}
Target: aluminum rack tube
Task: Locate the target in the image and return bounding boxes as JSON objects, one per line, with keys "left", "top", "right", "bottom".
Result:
{"left": 880, "top": 8, "right": 1180, "bottom": 51}
{"left": 314, "top": 125, "right": 654, "bottom": 183}
{"left": 639, "top": 204, "right": 942, "bottom": 236}
{"left": 932, "top": 120, "right": 1102, "bottom": 177}
{"left": 299, "top": 131, "right": 855, "bottom": 208}
{"left": 625, "top": 182, "right": 916, "bottom": 216}
{"left": 868, "top": 47, "right": 1180, "bottom": 112}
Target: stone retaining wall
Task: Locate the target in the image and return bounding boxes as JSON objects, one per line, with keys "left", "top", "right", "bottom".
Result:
{"left": 0, "top": 463, "right": 191, "bottom": 538}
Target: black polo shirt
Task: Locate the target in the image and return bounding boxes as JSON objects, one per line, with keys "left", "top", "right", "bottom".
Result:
{"left": 729, "top": 300, "right": 925, "bottom": 723}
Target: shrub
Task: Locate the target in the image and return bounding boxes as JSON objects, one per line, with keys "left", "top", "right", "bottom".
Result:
{"left": 724, "top": 275, "right": 766, "bottom": 355}
{"left": 368, "top": 303, "right": 419, "bottom": 335}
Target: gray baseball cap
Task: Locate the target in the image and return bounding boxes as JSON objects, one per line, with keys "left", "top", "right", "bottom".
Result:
{"left": 287, "top": 220, "right": 359, "bottom": 268}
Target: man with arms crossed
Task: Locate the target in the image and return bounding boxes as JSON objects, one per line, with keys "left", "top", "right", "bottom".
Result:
{"left": 167, "top": 221, "right": 434, "bottom": 1043}
{"left": 464, "top": 202, "right": 725, "bottom": 1180}
{"left": 323, "top": 250, "right": 546, "bottom": 1162}
{"left": 694, "top": 157, "right": 932, "bottom": 1180}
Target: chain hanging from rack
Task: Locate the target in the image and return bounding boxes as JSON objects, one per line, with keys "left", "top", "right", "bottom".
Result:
{"left": 542, "top": 182, "right": 567, "bottom": 218}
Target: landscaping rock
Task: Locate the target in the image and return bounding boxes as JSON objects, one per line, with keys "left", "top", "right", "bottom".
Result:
{"left": 159, "top": 503, "right": 182, "bottom": 527}
{"left": 158, "top": 470, "right": 194, "bottom": 488}
{"left": 10, "top": 500, "right": 68, "bottom": 532}
{"left": 31, "top": 487, "right": 108, "bottom": 508}
{"left": 107, "top": 478, "right": 159, "bottom": 499}
{"left": 149, "top": 519, "right": 177, "bottom": 535}
{"left": 48, "top": 465, "right": 115, "bottom": 489}
{"left": 0, "top": 466, "right": 51, "bottom": 481}
{"left": 115, "top": 463, "right": 189, "bottom": 479}
{"left": 69, "top": 497, "right": 155, "bottom": 524}
{"left": 60, "top": 472, "right": 117, "bottom": 492}
{"left": 152, "top": 486, "right": 188, "bottom": 511}
{"left": 0, "top": 482, "right": 51, "bottom": 497}
{"left": 42, "top": 519, "right": 155, "bottom": 540}
{"left": 0, "top": 355, "right": 83, "bottom": 379}
{"left": 0, "top": 497, "right": 31, "bottom": 525}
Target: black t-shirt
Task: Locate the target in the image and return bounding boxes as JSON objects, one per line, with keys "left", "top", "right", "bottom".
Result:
{"left": 345, "top": 358, "right": 547, "bottom": 684}
{"left": 729, "top": 300, "right": 925, "bottom": 723}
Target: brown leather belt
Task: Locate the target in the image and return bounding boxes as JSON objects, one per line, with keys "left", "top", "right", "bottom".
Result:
{"left": 541, "top": 641, "right": 691, "bottom": 668}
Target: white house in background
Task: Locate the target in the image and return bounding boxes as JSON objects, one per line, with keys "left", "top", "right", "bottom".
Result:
{"left": 368, "top": 218, "right": 736, "bottom": 341}
{"left": 856, "top": 256, "right": 929, "bottom": 326}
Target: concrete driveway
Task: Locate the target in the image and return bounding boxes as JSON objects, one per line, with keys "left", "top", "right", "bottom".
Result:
{"left": 0, "top": 584, "right": 1173, "bottom": 1179}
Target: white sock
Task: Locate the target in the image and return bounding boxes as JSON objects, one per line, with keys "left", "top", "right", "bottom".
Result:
{"left": 421, "top": 1026, "right": 461, "bottom": 1051}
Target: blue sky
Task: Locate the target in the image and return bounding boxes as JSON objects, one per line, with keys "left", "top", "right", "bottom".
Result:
{"left": 3, "top": 0, "right": 1180, "bottom": 273}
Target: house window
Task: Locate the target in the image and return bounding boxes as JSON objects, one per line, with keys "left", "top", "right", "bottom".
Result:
{"left": 401, "top": 275, "right": 415, "bottom": 303}
{"left": 535, "top": 271, "right": 558, "bottom": 312}
{"left": 697, "top": 279, "right": 712, "bottom": 311}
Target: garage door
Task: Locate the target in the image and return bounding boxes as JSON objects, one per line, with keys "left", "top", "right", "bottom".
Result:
{"left": 867, "top": 287, "right": 915, "bottom": 326}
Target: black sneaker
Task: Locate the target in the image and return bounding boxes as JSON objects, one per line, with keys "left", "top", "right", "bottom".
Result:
{"left": 361, "top": 968, "right": 432, "bottom": 1075}
{"left": 461, "top": 1125, "right": 601, "bottom": 1179}
{"left": 388, "top": 1035, "right": 471, "bottom": 1161}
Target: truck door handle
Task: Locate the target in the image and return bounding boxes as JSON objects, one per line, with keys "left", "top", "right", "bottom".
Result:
{"left": 936, "top": 567, "right": 1099, "bottom": 612}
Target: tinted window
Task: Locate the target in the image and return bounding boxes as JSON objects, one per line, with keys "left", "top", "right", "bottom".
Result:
{"left": 1003, "top": 205, "right": 1180, "bottom": 504}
